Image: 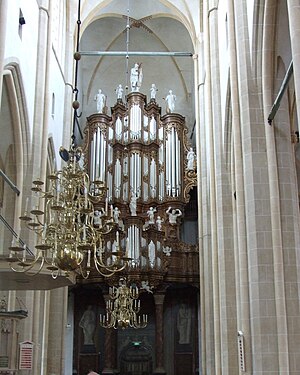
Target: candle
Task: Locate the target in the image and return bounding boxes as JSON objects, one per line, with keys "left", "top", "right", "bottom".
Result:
{"left": 105, "top": 197, "right": 108, "bottom": 214}
{"left": 87, "top": 250, "right": 91, "bottom": 267}
{"left": 25, "top": 197, "right": 29, "bottom": 213}
{"left": 57, "top": 182, "right": 60, "bottom": 202}
{"left": 84, "top": 187, "right": 88, "bottom": 208}
{"left": 22, "top": 244, "right": 26, "bottom": 262}
{"left": 42, "top": 224, "right": 47, "bottom": 240}
{"left": 83, "top": 224, "right": 86, "bottom": 241}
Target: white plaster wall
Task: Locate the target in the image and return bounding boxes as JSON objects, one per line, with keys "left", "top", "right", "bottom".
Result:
{"left": 217, "top": 2, "right": 230, "bottom": 143}
{"left": 247, "top": 0, "right": 254, "bottom": 54}
{"left": 65, "top": 292, "right": 74, "bottom": 375}
{"left": 48, "top": 50, "right": 70, "bottom": 168}
{"left": 4, "top": 0, "right": 39, "bottom": 140}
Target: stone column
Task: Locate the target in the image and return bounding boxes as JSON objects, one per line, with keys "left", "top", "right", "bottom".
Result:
{"left": 287, "top": 0, "right": 300, "bottom": 117}
{"left": 203, "top": 1, "right": 221, "bottom": 373}
{"left": 30, "top": 1, "right": 51, "bottom": 183}
{"left": 261, "top": 2, "right": 290, "bottom": 374}
{"left": 102, "top": 295, "right": 117, "bottom": 375}
{"left": 47, "top": 288, "right": 67, "bottom": 375}
{"left": 0, "top": 0, "right": 8, "bottom": 112}
{"left": 153, "top": 293, "right": 166, "bottom": 375}
{"left": 102, "top": 328, "right": 115, "bottom": 375}
{"left": 32, "top": 291, "right": 42, "bottom": 375}
{"left": 227, "top": 1, "right": 251, "bottom": 373}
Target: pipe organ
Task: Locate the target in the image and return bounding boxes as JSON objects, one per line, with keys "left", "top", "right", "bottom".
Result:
{"left": 83, "top": 91, "right": 197, "bottom": 285}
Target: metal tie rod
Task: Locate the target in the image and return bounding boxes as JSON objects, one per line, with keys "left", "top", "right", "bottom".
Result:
{"left": 79, "top": 51, "right": 193, "bottom": 57}
{"left": 0, "top": 169, "right": 20, "bottom": 195}
{"left": 268, "top": 60, "right": 293, "bottom": 124}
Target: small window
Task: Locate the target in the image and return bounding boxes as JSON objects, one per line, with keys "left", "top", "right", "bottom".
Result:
{"left": 51, "top": 93, "right": 55, "bottom": 119}
{"left": 18, "top": 9, "right": 25, "bottom": 39}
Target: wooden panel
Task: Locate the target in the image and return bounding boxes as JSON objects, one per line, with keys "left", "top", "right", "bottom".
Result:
{"left": 79, "top": 353, "right": 100, "bottom": 375}
{"left": 174, "top": 353, "right": 193, "bottom": 375}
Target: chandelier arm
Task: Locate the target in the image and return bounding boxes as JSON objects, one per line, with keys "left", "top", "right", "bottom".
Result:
{"left": 44, "top": 251, "right": 56, "bottom": 265}
{"left": 9, "top": 252, "right": 45, "bottom": 275}
{"left": 23, "top": 256, "right": 46, "bottom": 276}
{"left": 94, "top": 252, "right": 128, "bottom": 274}
{"left": 9, "top": 263, "right": 30, "bottom": 273}
{"left": 8, "top": 251, "right": 28, "bottom": 264}
{"left": 96, "top": 221, "right": 115, "bottom": 235}
{"left": 77, "top": 264, "right": 90, "bottom": 280}
{"left": 93, "top": 259, "right": 121, "bottom": 277}
{"left": 34, "top": 215, "right": 45, "bottom": 226}
{"left": 12, "top": 247, "right": 43, "bottom": 265}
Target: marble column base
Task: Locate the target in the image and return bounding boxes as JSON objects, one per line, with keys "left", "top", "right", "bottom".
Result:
{"left": 153, "top": 367, "right": 166, "bottom": 375}
{"left": 101, "top": 368, "right": 115, "bottom": 375}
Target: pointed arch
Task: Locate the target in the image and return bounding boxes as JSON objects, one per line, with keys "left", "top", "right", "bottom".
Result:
{"left": 0, "top": 62, "right": 30, "bottom": 254}
{"left": 3, "top": 62, "right": 30, "bottom": 190}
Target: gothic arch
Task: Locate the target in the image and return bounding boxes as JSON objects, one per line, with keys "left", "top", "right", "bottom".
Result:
{"left": 79, "top": 1, "right": 198, "bottom": 45}
{"left": 3, "top": 62, "right": 30, "bottom": 190}
{"left": 75, "top": 1, "right": 196, "bottom": 135}
{"left": 1, "top": 62, "right": 30, "bottom": 252}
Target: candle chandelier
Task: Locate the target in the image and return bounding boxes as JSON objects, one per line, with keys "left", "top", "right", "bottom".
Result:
{"left": 7, "top": 146, "right": 128, "bottom": 279}
{"left": 100, "top": 278, "right": 147, "bottom": 329}
{"left": 7, "top": 0, "right": 129, "bottom": 279}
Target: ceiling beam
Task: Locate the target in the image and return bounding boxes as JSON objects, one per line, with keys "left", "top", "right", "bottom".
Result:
{"left": 79, "top": 51, "right": 193, "bottom": 57}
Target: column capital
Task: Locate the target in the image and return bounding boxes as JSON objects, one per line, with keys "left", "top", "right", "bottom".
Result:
{"left": 154, "top": 293, "right": 165, "bottom": 305}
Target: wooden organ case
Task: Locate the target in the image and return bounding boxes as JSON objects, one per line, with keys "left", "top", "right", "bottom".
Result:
{"left": 74, "top": 90, "right": 199, "bottom": 375}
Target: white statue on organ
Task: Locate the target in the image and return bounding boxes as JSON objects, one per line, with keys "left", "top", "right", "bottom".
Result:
{"left": 93, "top": 208, "right": 105, "bottom": 226}
{"left": 116, "top": 84, "right": 123, "bottom": 100}
{"left": 187, "top": 147, "right": 196, "bottom": 170}
{"left": 147, "top": 207, "right": 157, "bottom": 224}
{"left": 94, "top": 89, "right": 106, "bottom": 113}
{"left": 129, "top": 193, "right": 138, "bottom": 216}
{"left": 165, "top": 90, "right": 176, "bottom": 113}
{"left": 130, "top": 62, "right": 143, "bottom": 92}
{"left": 156, "top": 216, "right": 163, "bottom": 231}
{"left": 150, "top": 83, "right": 158, "bottom": 99}
{"left": 166, "top": 207, "right": 182, "bottom": 224}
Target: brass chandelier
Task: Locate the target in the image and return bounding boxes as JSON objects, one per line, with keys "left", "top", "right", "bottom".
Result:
{"left": 8, "top": 144, "right": 128, "bottom": 279}
{"left": 100, "top": 278, "right": 147, "bottom": 329}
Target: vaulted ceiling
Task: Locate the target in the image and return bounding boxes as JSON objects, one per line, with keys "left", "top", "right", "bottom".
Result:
{"left": 77, "top": 0, "right": 197, "bottom": 141}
